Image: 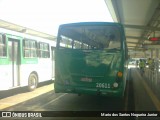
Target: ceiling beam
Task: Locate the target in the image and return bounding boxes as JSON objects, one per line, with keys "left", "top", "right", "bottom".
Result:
{"left": 143, "top": 44, "right": 160, "bottom": 49}
{"left": 128, "top": 46, "right": 137, "bottom": 47}
{"left": 126, "top": 36, "right": 148, "bottom": 40}
{"left": 127, "top": 42, "right": 139, "bottom": 44}
{"left": 124, "top": 24, "right": 160, "bottom": 31}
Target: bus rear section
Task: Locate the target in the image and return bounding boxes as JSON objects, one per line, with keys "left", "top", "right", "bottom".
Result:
{"left": 54, "top": 22, "right": 127, "bottom": 97}
{"left": 55, "top": 49, "right": 125, "bottom": 97}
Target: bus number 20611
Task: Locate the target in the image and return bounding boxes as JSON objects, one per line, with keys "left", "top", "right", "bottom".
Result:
{"left": 96, "top": 83, "right": 110, "bottom": 88}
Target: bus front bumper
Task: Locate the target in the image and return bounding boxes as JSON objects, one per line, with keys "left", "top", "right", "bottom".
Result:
{"left": 54, "top": 83, "right": 124, "bottom": 98}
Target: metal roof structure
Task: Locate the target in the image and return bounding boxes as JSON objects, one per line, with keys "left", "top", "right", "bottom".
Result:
{"left": 104, "top": 0, "right": 160, "bottom": 58}
{"left": 0, "top": 19, "right": 56, "bottom": 41}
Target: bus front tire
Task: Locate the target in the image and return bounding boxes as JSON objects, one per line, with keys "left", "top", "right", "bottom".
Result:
{"left": 28, "top": 73, "right": 38, "bottom": 91}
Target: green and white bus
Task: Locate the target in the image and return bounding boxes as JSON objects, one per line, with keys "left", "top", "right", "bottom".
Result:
{"left": 54, "top": 22, "right": 128, "bottom": 98}
{"left": 0, "top": 28, "right": 56, "bottom": 91}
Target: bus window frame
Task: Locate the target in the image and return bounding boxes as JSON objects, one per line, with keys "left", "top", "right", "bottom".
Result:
{"left": 23, "top": 38, "right": 37, "bottom": 58}
{"left": 57, "top": 25, "right": 122, "bottom": 50}
{"left": 38, "top": 42, "right": 50, "bottom": 58}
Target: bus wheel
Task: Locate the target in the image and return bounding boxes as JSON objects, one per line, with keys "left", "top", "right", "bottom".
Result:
{"left": 28, "top": 73, "right": 38, "bottom": 91}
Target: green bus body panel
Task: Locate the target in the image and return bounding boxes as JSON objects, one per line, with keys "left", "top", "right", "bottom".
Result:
{"left": 21, "top": 58, "right": 38, "bottom": 64}
{"left": 0, "top": 58, "right": 9, "bottom": 64}
{"left": 55, "top": 49, "right": 125, "bottom": 97}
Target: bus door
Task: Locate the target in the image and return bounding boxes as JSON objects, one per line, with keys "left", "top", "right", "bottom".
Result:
{"left": 8, "top": 38, "right": 20, "bottom": 87}
{"left": 51, "top": 46, "right": 55, "bottom": 80}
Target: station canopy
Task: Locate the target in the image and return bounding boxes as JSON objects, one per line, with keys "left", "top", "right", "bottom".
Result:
{"left": 0, "top": 19, "right": 56, "bottom": 41}
{"left": 105, "top": 0, "right": 160, "bottom": 58}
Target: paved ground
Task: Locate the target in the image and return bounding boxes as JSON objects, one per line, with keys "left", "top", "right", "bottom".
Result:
{"left": 0, "top": 68, "right": 160, "bottom": 120}
{"left": 0, "top": 83, "right": 54, "bottom": 110}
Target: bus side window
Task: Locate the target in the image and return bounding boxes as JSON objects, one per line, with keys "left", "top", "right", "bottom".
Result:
{"left": 0, "top": 34, "right": 6, "bottom": 57}
{"left": 23, "top": 39, "right": 37, "bottom": 58}
{"left": 38, "top": 42, "right": 50, "bottom": 58}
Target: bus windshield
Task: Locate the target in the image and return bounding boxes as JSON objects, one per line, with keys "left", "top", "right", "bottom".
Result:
{"left": 58, "top": 24, "right": 121, "bottom": 50}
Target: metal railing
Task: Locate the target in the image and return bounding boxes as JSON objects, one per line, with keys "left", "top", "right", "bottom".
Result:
{"left": 144, "top": 68, "right": 160, "bottom": 99}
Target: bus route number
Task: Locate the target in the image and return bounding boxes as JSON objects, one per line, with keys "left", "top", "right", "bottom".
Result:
{"left": 96, "top": 83, "right": 110, "bottom": 88}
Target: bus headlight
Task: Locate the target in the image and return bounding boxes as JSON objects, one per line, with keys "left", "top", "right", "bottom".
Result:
{"left": 113, "top": 82, "right": 118, "bottom": 88}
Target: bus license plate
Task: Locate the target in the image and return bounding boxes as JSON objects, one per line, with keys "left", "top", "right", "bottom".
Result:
{"left": 81, "top": 77, "right": 92, "bottom": 82}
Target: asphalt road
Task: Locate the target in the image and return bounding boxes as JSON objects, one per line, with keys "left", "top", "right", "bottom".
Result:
{"left": 1, "top": 92, "right": 130, "bottom": 120}
{"left": 0, "top": 68, "right": 160, "bottom": 120}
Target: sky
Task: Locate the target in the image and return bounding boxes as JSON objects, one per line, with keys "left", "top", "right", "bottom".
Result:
{"left": 0, "top": 0, "right": 113, "bottom": 36}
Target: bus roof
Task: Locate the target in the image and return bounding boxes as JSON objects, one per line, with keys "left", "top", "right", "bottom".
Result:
{"left": 59, "top": 22, "right": 123, "bottom": 28}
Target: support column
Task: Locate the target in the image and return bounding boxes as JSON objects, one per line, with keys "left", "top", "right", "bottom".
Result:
{"left": 150, "top": 49, "right": 154, "bottom": 87}
{"left": 155, "top": 49, "right": 159, "bottom": 88}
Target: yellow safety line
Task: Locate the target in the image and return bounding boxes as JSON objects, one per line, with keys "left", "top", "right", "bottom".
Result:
{"left": 135, "top": 70, "right": 160, "bottom": 111}
{"left": 124, "top": 80, "right": 129, "bottom": 111}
